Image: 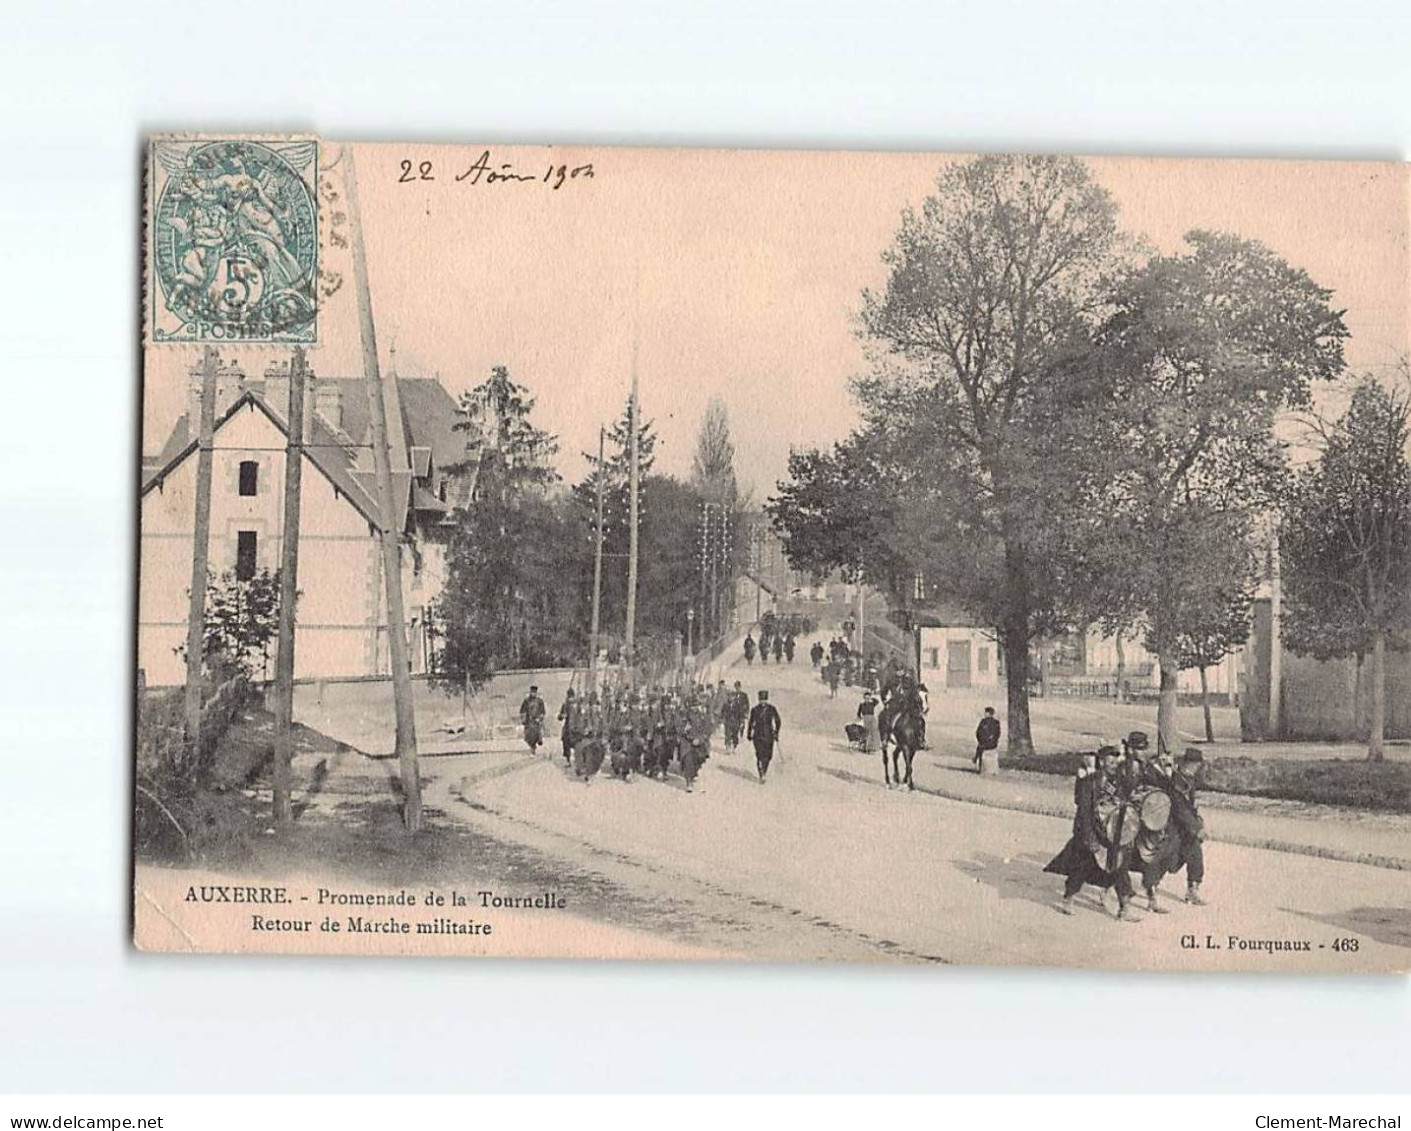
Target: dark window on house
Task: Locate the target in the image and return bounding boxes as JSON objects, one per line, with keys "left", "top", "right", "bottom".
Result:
{"left": 238, "top": 460, "right": 258, "bottom": 496}
{"left": 236, "top": 531, "right": 258, "bottom": 581}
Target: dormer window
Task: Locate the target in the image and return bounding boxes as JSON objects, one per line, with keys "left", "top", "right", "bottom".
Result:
{"left": 238, "top": 460, "right": 258, "bottom": 497}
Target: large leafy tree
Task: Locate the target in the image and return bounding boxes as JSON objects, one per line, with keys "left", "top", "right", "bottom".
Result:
{"left": 1281, "top": 376, "right": 1411, "bottom": 760}
{"left": 432, "top": 367, "right": 572, "bottom": 691}
{"left": 768, "top": 434, "right": 911, "bottom": 594}
{"left": 1078, "top": 231, "right": 1348, "bottom": 754}
{"left": 792, "top": 155, "right": 1124, "bottom": 761}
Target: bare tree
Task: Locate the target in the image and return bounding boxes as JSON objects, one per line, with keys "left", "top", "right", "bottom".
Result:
{"left": 691, "top": 397, "right": 741, "bottom": 638}
{"left": 691, "top": 395, "right": 738, "bottom": 504}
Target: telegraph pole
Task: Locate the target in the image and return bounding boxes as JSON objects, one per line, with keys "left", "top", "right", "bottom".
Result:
{"left": 345, "top": 147, "right": 422, "bottom": 832}
{"left": 588, "top": 425, "right": 605, "bottom": 692}
{"left": 1268, "top": 532, "right": 1283, "bottom": 740}
{"left": 624, "top": 339, "right": 641, "bottom": 680}
{"left": 707, "top": 503, "right": 719, "bottom": 642}
{"left": 856, "top": 571, "right": 866, "bottom": 650}
{"left": 272, "top": 347, "right": 306, "bottom": 827}
{"left": 182, "top": 345, "right": 218, "bottom": 766}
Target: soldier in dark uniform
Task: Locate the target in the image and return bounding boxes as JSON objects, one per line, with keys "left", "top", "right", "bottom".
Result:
{"left": 557, "top": 688, "right": 579, "bottom": 765}
{"left": 645, "top": 691, "right": 670, "bottom": 779}
{"left": 772, "top": 634, "right": 784, "bottom": 664}
{"left": 783, "top": 634, "right": 795, "bottom": 663}
{"left": 626, "top": 693, "right": 651, "bottom": 776}
{"left": 1122, "top": 730, "right": 1155, "bottom": 791}
{"left": 603, "top": 691, "right": 629, "bottom": 778}
{"left": 1045, "top": 746, "right": 1138, "bottom": 920}
{"left": 1172, "top": 748, "right": 1208, "bottom": 905}
{"left": 810, "top": 640, "right": 824, "bottom": 668}
{"left": 743, "top": 633, "right": 756, "bottom": 666}
{"left": 657, "top": 690, "right": 683, "bottom": 780}
{"left": 574, "top": 719, "right": 606, "bottom": 784}
{"left": 519, "top": 685, "right": 547, "bottom": 755}
{"left": 721, "top": 680, "right": 748, "bottom": 750}
{"left": 679, "top": 694, "right": 712, "bottom": 793}
{"left": 1122, "top": 745, "right": 1208, "bottom": 910}
{"left": 747, "top": 689, "right": 782, "bottom": 783}
{"left": 609, "top": 693, "right": 646, "bottom": 781}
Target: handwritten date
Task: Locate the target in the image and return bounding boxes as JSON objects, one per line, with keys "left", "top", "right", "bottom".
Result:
{"left": 397, "top": 151, "right": 595, "bottom": 191}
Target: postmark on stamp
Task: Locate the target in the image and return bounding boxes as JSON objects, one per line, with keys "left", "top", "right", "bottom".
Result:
{"left": 147, "top": 136, "right": 319, "bottom": 344}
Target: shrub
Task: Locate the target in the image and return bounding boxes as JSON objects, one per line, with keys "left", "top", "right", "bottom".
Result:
{"left": 134, "top": 674, "right": 261, "bottom": 862}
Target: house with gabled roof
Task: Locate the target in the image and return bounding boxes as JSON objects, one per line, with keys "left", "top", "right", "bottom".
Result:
{"left": 139, "top": 357, "right": 467, "bottom": 685}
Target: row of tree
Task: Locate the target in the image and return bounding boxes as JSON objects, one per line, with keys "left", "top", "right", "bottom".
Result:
{"left": 769, "top": 154, "right": 1408, "bottom": 762}
{"left": 429, "top": 366, "right": 747, "bottom": 695}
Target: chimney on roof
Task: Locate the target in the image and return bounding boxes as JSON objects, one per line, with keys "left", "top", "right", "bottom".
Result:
{"left": 263, "top": 359, "right": 291, "bottom": 428}
{"left": 314, "top": 381, "right": 343, "bottom": 432}
{"left": 187, "top": 357, "right": 248, "bottom": 427}
{"left": 263, "top": 358, "right": 317, "bottom": 441}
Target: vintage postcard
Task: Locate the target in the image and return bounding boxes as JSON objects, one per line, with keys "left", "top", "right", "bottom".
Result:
{"left": 135, "top": 137, "right": 1411, "bottom": 970}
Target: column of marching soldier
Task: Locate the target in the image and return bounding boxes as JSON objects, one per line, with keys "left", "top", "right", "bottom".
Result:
{"left": 517, "top": 679, "right": 783, "bottom": 793}
{"left": 513, "top": 659, "right": 1211, "bottom": 920}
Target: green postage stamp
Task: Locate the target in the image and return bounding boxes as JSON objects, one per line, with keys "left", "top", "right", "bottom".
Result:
{"left": 147, "top": 136, "right": 319, "bottom": 344}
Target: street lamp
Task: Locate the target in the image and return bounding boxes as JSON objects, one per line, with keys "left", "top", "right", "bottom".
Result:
{"left": 686, "top": 607, "right": 695, "bottom": 656}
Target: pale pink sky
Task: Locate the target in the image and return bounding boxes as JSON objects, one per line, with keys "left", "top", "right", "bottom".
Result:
{"left": 145, "top": 145, "right": 1408, "bottom": 492}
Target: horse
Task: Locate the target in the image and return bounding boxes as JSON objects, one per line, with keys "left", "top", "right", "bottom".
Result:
{"left": 884, "top": 707, "right": 925, "bottom": 791}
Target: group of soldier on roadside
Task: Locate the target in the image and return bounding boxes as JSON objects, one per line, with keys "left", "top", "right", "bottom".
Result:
{"left": 1044, "top": 730, "right": 1208, "bottom": 921}
{"left": 818, "top": 637, "right": 900, "bottom": 701}
{"left": 517, "top": 679, "right": 784, "bottom": 793}
{"left": 742, "top": 629, "right": 795, "bottom": 665}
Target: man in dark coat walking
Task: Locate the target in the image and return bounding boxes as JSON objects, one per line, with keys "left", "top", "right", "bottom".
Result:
{"left": 519, "top": 685, "right": 547, "bottom": 755}
{"left": 1171, "top": 748, "right": 1208, "bottom": 904}
{"left": 557, "top": 688, "right": 579, "bottom": 764}
{"left": 746, "top": 689, "right": 782, "bottom": 783}
{"left": 722, "top": 680, "right": 749, "bottom": 750}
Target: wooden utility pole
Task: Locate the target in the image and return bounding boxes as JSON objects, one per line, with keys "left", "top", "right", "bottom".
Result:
{"left": 345, "top": 147, "right": 422, "bottom": 832}
{"left": 182, "top": 345, "right": 218, "bottom": 766}
{"left": 272, "top": 347, "right": 307, "bottom": 827}
{"left": 588, "top": 425, "right": 606, "bottom": 692}
{"left": 856, "top": 573, "right": 866, "bottom": 650}
{"left": 624, "top": 340, "right": 641, "bottom": 678}
{"left": 1268, "top": 533, "right": 1284, "bottom": 741}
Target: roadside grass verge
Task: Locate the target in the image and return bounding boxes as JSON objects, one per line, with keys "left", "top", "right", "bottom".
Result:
{"left": 1000, "top": 749, "right": 1411, "bottom": 813}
